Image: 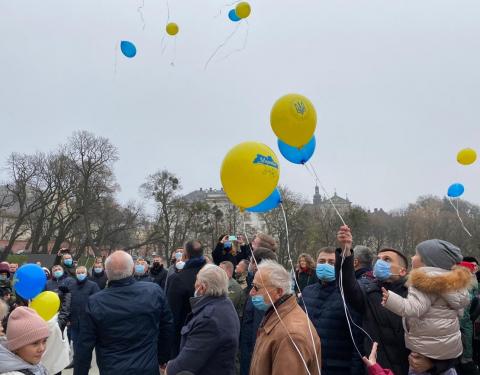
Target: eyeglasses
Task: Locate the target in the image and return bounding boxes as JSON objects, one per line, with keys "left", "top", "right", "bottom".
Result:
{"left": 251, "top": 282, "right": 272, "bottom": 292}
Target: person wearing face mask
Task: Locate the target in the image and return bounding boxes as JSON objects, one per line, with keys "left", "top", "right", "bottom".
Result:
{"left": 335, "top": 225, "right": 411, "bottom": 375}
{"left": 89, "top": 260, "right": 108, "bottom": 289}
{"left": 150, "top": 256, "right": 168, "bottom": 289}
{"left": 249, "top": 260, "right": 321, "bottom": 375}
{"left": 67, "top": 266, "right": 99, "bottom": 364}
{"left": 54, "top": 249, "right": 77, "bottom": 278}
{"left": 165, "top": 249, "right": 185, "bottom": 291}
{"left": 166, "top": 264, "right": 240, "bottom": 375}
{"left": 166, "top": 240, "right": 207, "bottom": 358}
{"left": 302, "top": 247, "right": 364, "bottom": 375}
{"left": 134, "top": 259, "right": 154, "bottom": 283}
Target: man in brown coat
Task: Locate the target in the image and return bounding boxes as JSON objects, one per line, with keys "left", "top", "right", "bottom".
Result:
{"left": 249, "top": 260, "right": 321, "bottom": 375}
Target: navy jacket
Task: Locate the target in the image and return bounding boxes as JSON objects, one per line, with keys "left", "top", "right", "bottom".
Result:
{"left": 89, "top": 269, "right": 108, "bottom": 290}
{"left": 46, "top": 273, "right": 74, "bottom": 293}
{"left": 134, "top": 273, "right": 154, "bottom": 283}
{"left": 166, "top": 257, "right": 206, "bottom": 357}
{"left": 69, "top": 279, "right": 100, "bottom": 330}
{"left": 150, "top": 265, "right": 168, "bottom": 289}
{"left": 335, "top": 249, "right": 409, "bottom": 375}
{"left": 74, "top": 277, "right": 174, "bottom": 375}
{"left": 239, "top": 289, "right": 265, "bottom": 375}
{"left": 167, "top": 296, "right": 240, "bottom": 375}
{"left": 302, "top": 280, "right": 364, "bottom": 375}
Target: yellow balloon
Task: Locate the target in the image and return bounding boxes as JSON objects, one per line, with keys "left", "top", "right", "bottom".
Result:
{"left": 221, "top": 142, "right": 280, "bottom": 209}
{"left": 457, "top": 148, "right": 477, "bottom": 165}
{"left": 270, "top": 94, "right": 317, "bottom": 148}
{"left": 30, "top": 291, "right": 60, "bottom": 321}
{"left": 166, "top": 22, "right": 179, "bottom": 36}
{"left": 235, "top": 2, "right": 251, "bottom": 19}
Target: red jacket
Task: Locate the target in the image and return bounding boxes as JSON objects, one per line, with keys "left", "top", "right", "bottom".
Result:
{"left": 368, "top": 364, "right": 395, "bottom": 375}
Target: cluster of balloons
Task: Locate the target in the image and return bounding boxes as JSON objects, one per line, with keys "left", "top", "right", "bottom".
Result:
{"left": 271, "top": 94, "right": 317, "bottom": 164}
{"left": 447, "top": 148, "right": 477, "bottom": 198}
{"left": 13, "top": 264, "right": 60, "bottom": 321}
{"left": 228, "top": 2, "right": 251, "bottom": 22}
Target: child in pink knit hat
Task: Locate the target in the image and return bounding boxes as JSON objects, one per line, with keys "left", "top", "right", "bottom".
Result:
{"left": 0, "top": 306, "right": 50, "bottom": 374}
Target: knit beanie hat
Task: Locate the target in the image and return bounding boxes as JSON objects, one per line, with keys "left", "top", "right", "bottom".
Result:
{"left": 416, "top": 239, "right": 463, "bottom": 270}
{"left": 6, "top": 307, "right": 49, "bottom": 352}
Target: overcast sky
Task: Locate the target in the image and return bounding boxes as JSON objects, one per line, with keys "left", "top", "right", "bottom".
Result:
{"left": 1, "top": 0, "right": 479, "bottom": 211}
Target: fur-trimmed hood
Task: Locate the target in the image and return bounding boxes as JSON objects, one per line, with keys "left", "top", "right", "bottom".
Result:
{"left": 408, "top": 266, "right": 473, "bottom": 295}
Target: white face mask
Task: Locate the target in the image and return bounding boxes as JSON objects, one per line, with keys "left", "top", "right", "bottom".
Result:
{"left": 175, "top": 261, "right": 185, "bottom": 270}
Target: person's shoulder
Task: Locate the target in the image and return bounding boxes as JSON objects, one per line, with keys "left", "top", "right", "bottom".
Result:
{"left": 302, "top": 282, "right": 320, "bottom": 296}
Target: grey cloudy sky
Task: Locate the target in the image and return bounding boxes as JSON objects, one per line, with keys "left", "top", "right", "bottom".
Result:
{"left": 1, "top": 0, "right": 479, "bottom": 211}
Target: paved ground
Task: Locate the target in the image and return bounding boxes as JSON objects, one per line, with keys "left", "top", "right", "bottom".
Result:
{"left": 63, "top": 350, "right": 100, "bottom": 375}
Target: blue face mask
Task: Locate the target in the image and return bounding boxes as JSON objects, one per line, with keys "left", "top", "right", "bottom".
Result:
{"left": 251, "top": 295, "right": 270, "bottom": 311}
{"left": 77, "top": 274, "right": 87, "bottom": 282}
{"left": 94, "top": 267, "right": 103, "bottom": 274}
{"left": 135, "top": 265, "right": 145, "bottom": 275}
{"left": 224, "top": 241, "right": 232, "bottom": 249}
{"left": 64, "top": 259, "right": 73, "bottom": 267}
{"left": 316, "top": 263, "right": 336, "bottom": 282}
{"left": 373, "top": 259, "right": 392, "bottom": 281}
{"left": 54, "top": 270, "right": 64, "bottom": 279}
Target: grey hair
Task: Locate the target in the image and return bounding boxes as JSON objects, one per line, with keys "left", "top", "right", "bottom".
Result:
{"left": 105, "top": 251, "right": 134, "bottom": 281}
{"left": 197, "top": 264, "right": 228, "bottom": 297}
{"left": 76, "top": 266, "right": 87, "bottom": 273}
{"left": 354, "top": 245, "right": 375, "bottom": 268}
{"left": 257, "top": 260, "right": 292, "bottom": 296}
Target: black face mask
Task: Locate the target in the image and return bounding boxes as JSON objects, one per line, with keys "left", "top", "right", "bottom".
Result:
{"left": 153, "top": 262, "right": 161, "bottom": 268}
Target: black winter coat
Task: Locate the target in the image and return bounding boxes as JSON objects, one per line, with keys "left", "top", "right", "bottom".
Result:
{"left": 302, "top": 280, "right": 364, "bottom": 375}
{"left": 74, "top": 277, "right": 174, "bottom": 375}
{"left": 294, "top": 269, "right": 318, "bottom": 293}
{"left": 166, "top": 256, "right": 206, "bottom": 357}
{"left": 46, "top": 274, "right": 74, "bottom": 331}
{"left": 212, "top": 243, "right": 251, "bottom": 266}
{"left": 167, "top": 296, "right": 240, "bottom": 375}
{"left": 134, "top": 273, "right": 154, "bottom": 283}
{"left": 89, "top": 270, "right": 107, "bottom": 290}
{"left": 150, "top": 265, "right": 168, "bottom": 289}
{"left": 69, "top": 279, "right": 100, "bottom": 330}
{"left": 335, "top": 249, "right": 409, "bottom": 375}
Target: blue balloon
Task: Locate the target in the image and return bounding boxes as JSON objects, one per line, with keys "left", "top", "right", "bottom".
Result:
{"left": 120, "top": 41, "right": 137, "bottom": 58}
{"left": 228, "top": 9, "right": 241, "bottom": 22}
{"left": 246, "top": 188, "right": 282, "bottom": 213}
{"left": 278, "top": 136, "right": 316, "bottom": 164}
{"left": 447, "top": 183, "right": 464, "bottom": 198}
{"left": 13, "top": 264, "right": 46, "bottom": 300}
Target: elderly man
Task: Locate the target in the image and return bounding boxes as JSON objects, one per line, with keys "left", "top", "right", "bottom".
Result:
{"left": 235, "top": 260, "right": 249, "bottom": 290}
{"left": 352, "top": 245, "right": 375, "bottom": 281}
{"left": 335, "top": 225, "right": 409, "bottom": 375}
{"left": 220, "top": 261, "right": 245, "bottom": 317}
{"left": 74, "top": 250, "right": 174, "bottom": 375}
{"left": 166, "top": 264, "right": 240, "bottom": 375}
{"left": 249, "top": 260, "right": 321, "bottom": 375}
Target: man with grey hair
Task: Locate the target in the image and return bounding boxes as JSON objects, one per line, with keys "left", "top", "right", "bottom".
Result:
{"left": 74, "top": 250, "right": 174, "bottom": 375}
{"left": 220, "top": 261, "right": 246, "bottom": 318}
{"left": 249, "top": 260, "right": 321, "bottom": 375}
{"left": 353, "top": 245, "right": 375, "bottom": 281}
{"left": 166, "top": 264, "right": 240, "bottom": 375}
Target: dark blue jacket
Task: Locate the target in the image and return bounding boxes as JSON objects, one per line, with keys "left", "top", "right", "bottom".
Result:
{"left": 69, "top": 279, "right": 100, "bottom": 330}
{"left": 239, "top": 289, "right": 265, "bottom": 375}
{"left": 167, "top": 295, "right": 240, "bottom": 375}
{"left": 166, "top": 256, "right": 207, "bottom": 357}
{"left": 89, "top": 269, "right": 108, "bottom": 290}
{"left": 74, "top": 277, "right": 174, "bottom": 375}
{"left": 46, "top": 273, "right": 74, "bottom": 293}
{"left": 302, "top": 280, "right": 364, "bottom": 375}
{"left": 134, "top": 273, "right": 154, "bottom": 283}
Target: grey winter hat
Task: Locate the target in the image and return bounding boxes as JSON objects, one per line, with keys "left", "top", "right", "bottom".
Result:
{"left": 416, "top": 239, "right": 463, "bottom": 270}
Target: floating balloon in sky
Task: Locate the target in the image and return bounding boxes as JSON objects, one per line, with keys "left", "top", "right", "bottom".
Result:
{"left": 120, "top": 41, "right": 137, "bottom": 58}
{"left": 457, "top": 148, "right": 477, "bottom": 166}
{"left": 166, "top": 23, "right": 179, "bottom": 36}
{"left": 271, "top": 93, "right": 317, "bottom": 148}
{"left": 235, "top": 2, "right": 251, "bottom": 19}
{"left": 447, "top": 183, "right": 465, "bottom": 198}
{"left": 228, "top": 9, "right": 241, "bottom": 22}
{"left": 246, "top": 188, "right": 282, "bottom": 213}
{"left": 278, "top": 136, "right": 316, "bottom": 165}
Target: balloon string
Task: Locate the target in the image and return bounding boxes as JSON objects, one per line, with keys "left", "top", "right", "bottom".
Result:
{"left": 171, "top": 36, "right": 177, "bottom": 66}
{"left": 166, "top": 0, "right": 170, "bottom": 22}
{"left": 160, "top": 35, "right": 167, "bottom": 55}
{"left": 204, "top": 23, "right": 241, "bottom": 70}
{"left": 137, "top": 0, "right": 146, "bottom": 30}
{"left": 215, "top": 20, "right": 249, "bottom": 63}
{"left": 241, "top": 213, "right": 314, "bottom": 375}
{"left": 448, "top": 197, "right": 472, "bottom": 237}
{"left": 304, "top": 162, "right": 347, "bottom": 226}
{"left": 280, "top": 204, "right": 322, "bottom": 375}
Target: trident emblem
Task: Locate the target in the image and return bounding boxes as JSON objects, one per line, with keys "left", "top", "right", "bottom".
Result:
{"left": 294, "top": 101, "right": 306, "bottom": 115}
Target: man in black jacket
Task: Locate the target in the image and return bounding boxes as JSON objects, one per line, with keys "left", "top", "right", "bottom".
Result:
{"left": 89, "top": 259, "right": 108, "bottom": 289}
{"left": 150, "top": 255, "right": 168, "bottom": 289}
{"left": 335, "top": 225, "right": 410, "bottom": 375}
{"left": 74, "top": 250, "right": 173, "bottom": 375}
{"left": 166, "top": 240, "right": 206, "bottom": 357}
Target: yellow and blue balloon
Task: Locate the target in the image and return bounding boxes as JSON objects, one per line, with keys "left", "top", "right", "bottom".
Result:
{"left": 221, "top": 142, "right": 280, "bottom": 209}
{"left": 278, "top": 136, "right": 316, "bottom": 164}
{"left": 30, "top": 291, "right": 60, "bottom": 321}
{"left": 246, "top": 188, "right": 282, "bottom": 213}
{"left": 13, "top": 264, "right": 46, "bottom": 300}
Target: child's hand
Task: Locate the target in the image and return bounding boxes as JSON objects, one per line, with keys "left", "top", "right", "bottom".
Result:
{"left": 381, "top": 287, "right": 389, "bottom": 305}
{"left": 362, "top": 342, "right": 378, "bottom": 367}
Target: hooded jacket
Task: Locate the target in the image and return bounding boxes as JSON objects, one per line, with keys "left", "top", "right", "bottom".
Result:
{"left": 384, "top": 266, "right": 472, "bottom": 360}
{"left": 0, "top": 343, "right": 48, "bottom": 375}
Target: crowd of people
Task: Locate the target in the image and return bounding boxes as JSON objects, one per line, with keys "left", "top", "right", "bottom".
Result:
{"left": 0, "top": 227, "right": 479, "bottom": 375}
